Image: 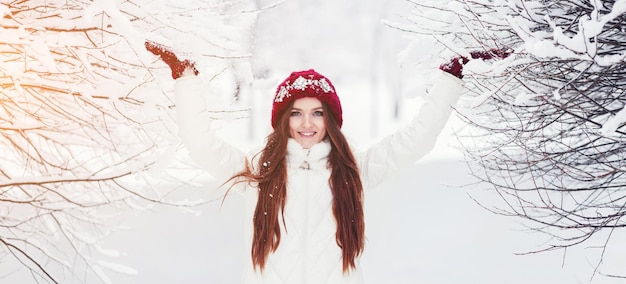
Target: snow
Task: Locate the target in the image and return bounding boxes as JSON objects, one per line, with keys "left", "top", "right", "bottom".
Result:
{"left": 97, "top": 260, "right": 138, "bottom": 276}
{"left": 3, "top": 0, "right": 626, "bottom": 283}
{"left": 601, "top": 105, "right": 626, "bottom": 137}
{"left": 514, "top": 92, "right": 543, "bottom": 106}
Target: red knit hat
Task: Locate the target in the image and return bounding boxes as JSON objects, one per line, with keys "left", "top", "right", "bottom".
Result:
{"left": 271, "top": 69, "right": 342, "bottom": 128}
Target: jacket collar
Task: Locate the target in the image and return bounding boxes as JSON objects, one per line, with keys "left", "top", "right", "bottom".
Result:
{"left": 286, "top": 138, "right": 331, "bottom": 170}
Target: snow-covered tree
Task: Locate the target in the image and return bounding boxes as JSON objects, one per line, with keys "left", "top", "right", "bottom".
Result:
{"left": 397, "top": 0, "right": 626, "bottom": 279}
{"left": 0, "top": 0, "right": 256, "bottom": 283}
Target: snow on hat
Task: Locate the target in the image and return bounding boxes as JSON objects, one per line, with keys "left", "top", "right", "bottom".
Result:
{"left": 271, "top": 69, "right": 342, "bottom": 128}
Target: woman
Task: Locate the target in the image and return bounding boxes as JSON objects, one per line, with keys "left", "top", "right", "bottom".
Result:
{"left": 146, "top": 41, "right": 500, "bottom": 283}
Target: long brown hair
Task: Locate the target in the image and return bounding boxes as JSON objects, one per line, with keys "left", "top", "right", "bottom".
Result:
{"left": 228, "top": 101, "right": 365, "bottom": 273}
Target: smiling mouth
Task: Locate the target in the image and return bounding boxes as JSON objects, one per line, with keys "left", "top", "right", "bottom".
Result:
{"left": 299, "top": 132, "right": 316, "bottom": 138}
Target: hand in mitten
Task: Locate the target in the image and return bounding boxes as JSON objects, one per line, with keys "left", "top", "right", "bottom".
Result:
{"left": 439, "top": 48, "right": 512, "bottom": 79}
{"left": 145, "top": 40, "right": 199, "bottom": 79}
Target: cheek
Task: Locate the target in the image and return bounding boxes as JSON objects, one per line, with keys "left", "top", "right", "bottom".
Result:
{"left": 315, "top": 117, "right": 326, "bottom": 129}
{"left": 316, "top": 118, "right": 326, "bottom": 135}
{"left": 288, "top": 117, "right": 298, "bottom": 136}
{"left": 319, "top": 128, "right": 327, "bottom": 140}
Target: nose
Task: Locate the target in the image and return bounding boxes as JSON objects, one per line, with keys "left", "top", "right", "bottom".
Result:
{"left": 302, "top": 114, "right": 312, "bottom": 127}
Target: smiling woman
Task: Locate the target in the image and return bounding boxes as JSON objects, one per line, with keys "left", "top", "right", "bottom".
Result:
{"left": 182, "top": 68, "right": 462, "bottom": 283}
{"left": 226, "top": 69, "right": 368, "bottom": 279}
{"left": 147, "top": 42, "right": 469, "bottom": 284}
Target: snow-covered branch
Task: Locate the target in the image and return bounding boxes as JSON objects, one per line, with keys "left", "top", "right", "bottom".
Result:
{"left": 401, "top": 0, "right": 626, "bottom": 280}
{"left": 0, "top": 0, "right": 258, "bottom": 283}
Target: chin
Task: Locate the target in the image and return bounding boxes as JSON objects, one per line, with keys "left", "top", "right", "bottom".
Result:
{"left": 297, "top": 139, "right": 320, "bottom": 149}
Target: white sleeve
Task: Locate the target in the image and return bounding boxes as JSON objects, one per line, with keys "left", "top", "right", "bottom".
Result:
{"left": 357, "top": 70, "right": 465, "bottom": 189}
{"left": 174, "top": 75, "right": 246, "bottom": 182}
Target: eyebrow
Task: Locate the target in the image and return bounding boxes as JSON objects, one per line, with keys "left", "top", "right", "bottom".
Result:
{"left": 291, "top": 107, "right": 324, "bottom": 111}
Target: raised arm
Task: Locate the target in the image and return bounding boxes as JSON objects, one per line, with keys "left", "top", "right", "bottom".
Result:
{"left": 357, "top": 70, "right": 464, "bottom": 189}
{"left": 146, "top": 41, "right": 246, "bottom": 181}
{"left": 357, "top": 48, "right": 511, "bottom": 189}
{"left": 174, "top": 76, "right": 246, "bottom": 181}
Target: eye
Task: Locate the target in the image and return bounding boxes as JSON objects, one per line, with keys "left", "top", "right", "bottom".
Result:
{"left": 313, "top": 111, "right": 324, "bottom": 117}
{"left": 290, "top": 111, "right": 301, "bottom": 116}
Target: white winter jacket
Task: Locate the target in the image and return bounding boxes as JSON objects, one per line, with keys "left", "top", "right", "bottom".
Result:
{"left": 174, "top": 70, "right": 464, "bottom": 283}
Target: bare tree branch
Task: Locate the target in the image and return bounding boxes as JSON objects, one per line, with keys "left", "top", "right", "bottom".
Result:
{"left": 402, "top": 0, "right": 626, "bottom": 279}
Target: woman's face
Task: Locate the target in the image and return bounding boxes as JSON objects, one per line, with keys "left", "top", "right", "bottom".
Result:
{"left": 289, "top": 97, "right": 327, "bottom": 149}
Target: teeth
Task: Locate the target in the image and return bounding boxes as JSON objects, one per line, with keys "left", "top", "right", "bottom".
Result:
{"left": 300, "top": 132, "right": 315, "bottom": 137}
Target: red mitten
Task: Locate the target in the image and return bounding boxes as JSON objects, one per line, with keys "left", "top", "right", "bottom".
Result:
{"left": 439, "top": 48, "right": 512, "bottom": 79}
{"left": 145, "top": 41, "right": 199, "bottom": 79}
{"left": 439, "top": 56, "right": 470, "bottom": 79}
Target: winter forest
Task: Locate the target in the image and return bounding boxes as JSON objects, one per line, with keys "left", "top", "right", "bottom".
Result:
{"left": 2, "top": 0, "right": 626, "bottom": 283}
